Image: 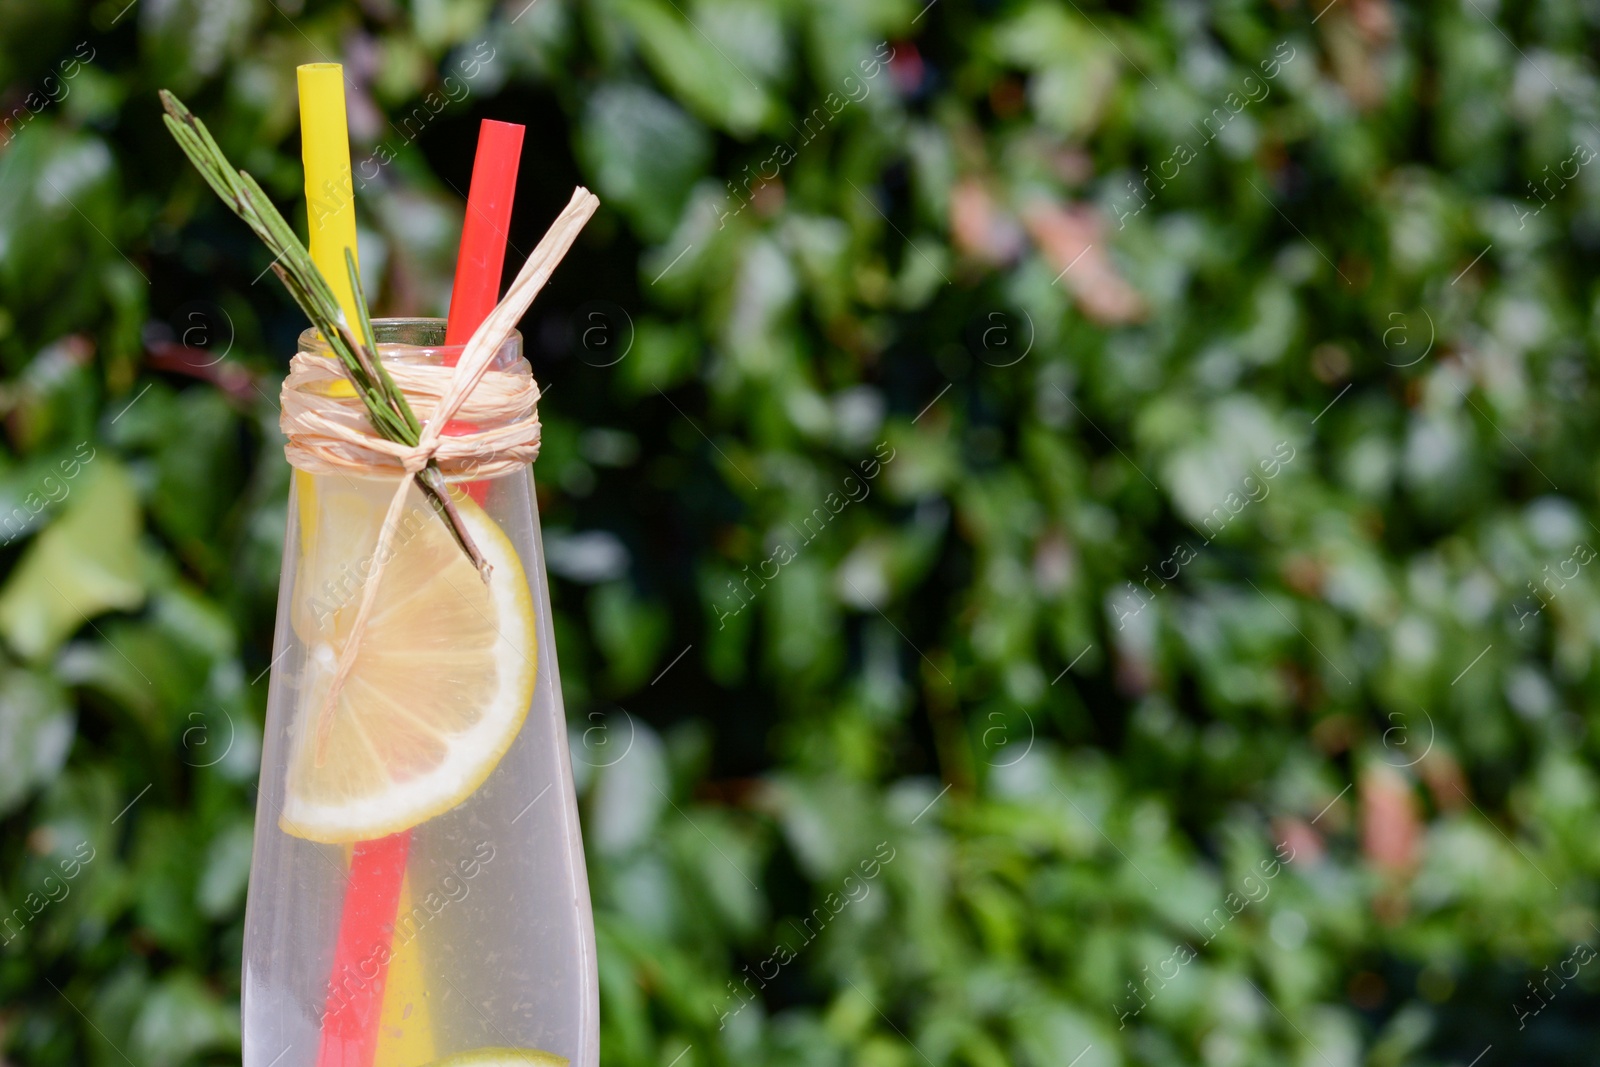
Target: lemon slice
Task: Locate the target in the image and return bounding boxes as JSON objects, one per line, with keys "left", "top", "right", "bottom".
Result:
{"left": 421, "top": 1050, "right": 568, "bottom": 1067}
{"left": 280, "top": 475, "right": 536, "bottom": 843}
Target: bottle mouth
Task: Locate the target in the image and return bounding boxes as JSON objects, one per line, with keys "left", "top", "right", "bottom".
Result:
{"left": 297, "top": 317, "right": 524, "bottom": 372}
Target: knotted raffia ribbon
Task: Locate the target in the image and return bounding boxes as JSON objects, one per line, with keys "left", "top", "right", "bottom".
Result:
{"left": 279, "top": 355, "right": 543, "bottom": 479}
{"left": 282, "top": 187, "right": 600, "bottom": 748}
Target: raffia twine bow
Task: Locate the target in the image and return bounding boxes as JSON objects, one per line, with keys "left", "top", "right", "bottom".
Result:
{"left": 281, "top": 188, "right": 600, "bottom": 756}
{"left": 280, "top": 356, "right": 543, "bottom": 479}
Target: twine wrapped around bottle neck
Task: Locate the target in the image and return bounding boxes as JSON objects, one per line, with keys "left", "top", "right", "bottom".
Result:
{"left": 280, "top": 351, "right": 543, "bottom": 479}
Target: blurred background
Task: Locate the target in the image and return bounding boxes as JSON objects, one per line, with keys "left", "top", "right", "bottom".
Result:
{"left": 2, "top": 0, "right": 1598, "bottom": 1063}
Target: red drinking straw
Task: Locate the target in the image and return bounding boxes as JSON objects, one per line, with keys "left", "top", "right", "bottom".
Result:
{"left": 447, "top": 119, "right": 526, "bottom": 348}
{"left": 314, "top": 119, "right": 527, "bottom": 1067}
{"left": 446, "top": 119, "right": 526, "bottom": 502}
{"left": 316, "top": 831, "right": 411, "bottom": 1067}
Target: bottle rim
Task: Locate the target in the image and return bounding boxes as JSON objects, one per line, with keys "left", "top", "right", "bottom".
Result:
{"left": 296, "top": 317, "right": 524, "bottom": 371}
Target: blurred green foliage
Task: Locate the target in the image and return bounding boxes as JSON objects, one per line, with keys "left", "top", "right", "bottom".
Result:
{"left": 4, "top": 0, "right": 1600, "bottom": 1064}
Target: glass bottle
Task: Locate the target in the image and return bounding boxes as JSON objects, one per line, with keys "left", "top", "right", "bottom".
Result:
{"left": 242, "top": 319, "right": 598, "bottom": 1067}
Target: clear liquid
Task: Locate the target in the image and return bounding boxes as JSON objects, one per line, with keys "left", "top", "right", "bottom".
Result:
{"left": 242, "top": 468, "right": 598, "bottom": 1067}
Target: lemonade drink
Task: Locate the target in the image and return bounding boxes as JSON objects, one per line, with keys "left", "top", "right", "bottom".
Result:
{"left": 242, "top": 321, "right": 598, "bottom": 1067}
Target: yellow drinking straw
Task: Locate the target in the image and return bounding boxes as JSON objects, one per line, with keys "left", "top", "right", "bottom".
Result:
{"left": 296, "top": 63, "right": 362, "bottom": 324}
{"left": 296, "top": 62, "right": 435, "bottom": 1067}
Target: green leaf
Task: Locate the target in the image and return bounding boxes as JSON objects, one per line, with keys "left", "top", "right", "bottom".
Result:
{"left": 579, "top": 84, "right": 713, "bottom": 241}
{"left": 140, "top": 0, "right": 256, "bottom": 90}
{"left": 0, "top": 131, "right": 121, "bottom": 343}
{"left": 0, "top": 661, "right": 73, "bottom": 816}
{"left": 128, "top": 972, "right": 241, "bottom": 1067}
{"left": 196, "top": 819, "right": 252, "bottom": 920}
{"left": 131, "top": 811, "right": 205, "bottom": 956}
{"left": 0, "top": 459, "right": 145, "bottom": 661}
{"left": 990, "top": 4, "right": 1122, "bottom": 136}
{"left": 614, "top": 0, "right": 777, "bottom": 136}
{"left": 108, "top": 384, "right": 244, "bottom": 572}
{"left": 590, "top": 580, "right": 670, "bottom": 691}
{"left": 618, "top": 319, "right": 701, "bottom": 398}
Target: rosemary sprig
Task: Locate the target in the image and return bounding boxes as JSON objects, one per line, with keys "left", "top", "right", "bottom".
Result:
{"left": 158, "top": 89, "right": 486, "bottom": 578}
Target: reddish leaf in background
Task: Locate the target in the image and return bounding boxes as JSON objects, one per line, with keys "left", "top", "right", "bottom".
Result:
{"left": 1023, "top": 201, "right": 1147, "bottom": 325}
{"left": 950, "top": 179, "right": 1024, "bottom": 267}
{"left": 1361, "top": 765, "right": 1422, "bottom": 875}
